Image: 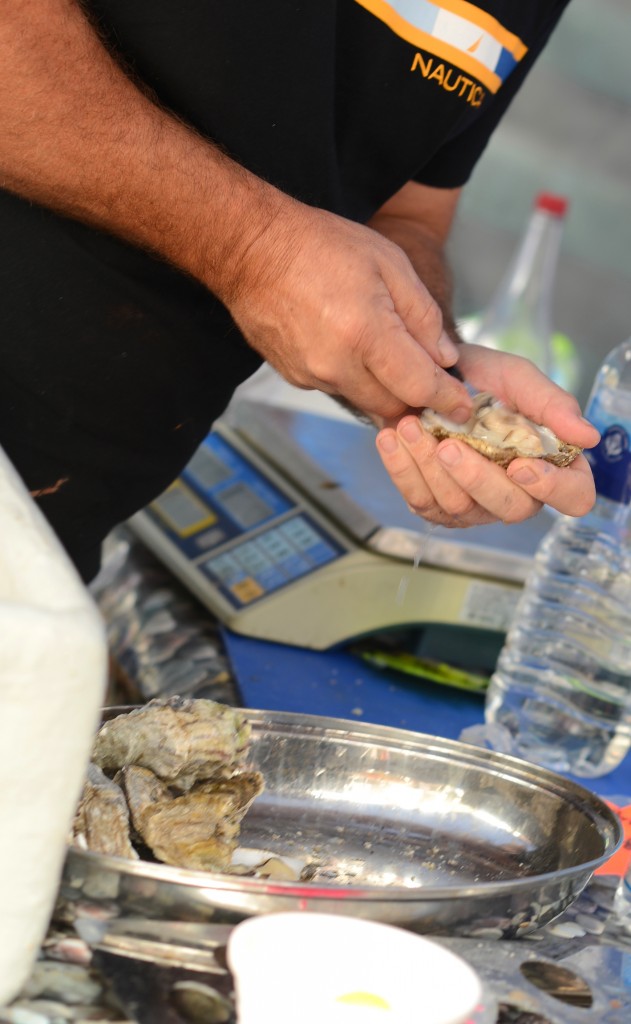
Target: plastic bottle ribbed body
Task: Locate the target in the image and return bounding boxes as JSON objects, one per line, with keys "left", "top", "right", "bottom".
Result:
{"left": 485, "top": 338, "right": 631, "bottom": 777}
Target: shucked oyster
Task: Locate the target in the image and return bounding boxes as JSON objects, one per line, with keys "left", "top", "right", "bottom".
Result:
{"left": 420, "top": 392, "right": 582, "bottom": 469}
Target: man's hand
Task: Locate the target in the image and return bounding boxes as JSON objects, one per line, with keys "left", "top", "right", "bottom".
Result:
{"left": 227, "top": 202, "right": 471, "bottom": 421}
{"left": 376, "top": 344, "right": 600, "bottom": 525}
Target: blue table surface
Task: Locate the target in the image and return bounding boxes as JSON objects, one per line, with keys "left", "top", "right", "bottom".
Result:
{"left": 222, "top": 627, "right": 631, "bottom": 802}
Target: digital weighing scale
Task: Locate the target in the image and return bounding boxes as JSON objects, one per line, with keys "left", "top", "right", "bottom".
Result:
{"left": 129, "top": 370, "right": 555, "bottom": 655}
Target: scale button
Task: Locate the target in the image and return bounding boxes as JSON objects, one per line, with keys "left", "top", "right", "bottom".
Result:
{"left": 307, "top": 541, "right": 337, "bottom": 566}
{"left": 206, "top": 552, "right": 243, "bottom": 583}
{"left": 195, "top": 527, "right": 227, "bottom": 551}
{"left": 257, "top": 566, "right": 287, "bottom": 591}
{"left": 231, "top": 577, "right": 265, "bottom": 604}
{"left": 278, "top": 553, "right": 310, "bottom": 579}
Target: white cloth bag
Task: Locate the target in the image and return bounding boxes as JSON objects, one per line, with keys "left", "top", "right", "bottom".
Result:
{"left": 0, "top": 448, "right": 107, "bottom": 1005}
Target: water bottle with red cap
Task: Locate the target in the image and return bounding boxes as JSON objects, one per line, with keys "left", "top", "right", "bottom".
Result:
{"left": 467, "top": 191, "right": 580, "bottom": 392}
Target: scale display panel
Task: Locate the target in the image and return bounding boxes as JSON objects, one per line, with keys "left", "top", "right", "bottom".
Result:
{"left": 142, "top": 432, "right": 346, "bottom": 611}
{"left": 131, "top": 401, "right": 531, "bottom": 650}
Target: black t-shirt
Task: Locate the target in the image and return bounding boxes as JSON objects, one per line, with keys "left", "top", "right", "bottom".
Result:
{"left": 87, "top": 0, "right": 571, "bottom": 217}
{"left": 0, "top": 0, "right": 571, "bottom": 579}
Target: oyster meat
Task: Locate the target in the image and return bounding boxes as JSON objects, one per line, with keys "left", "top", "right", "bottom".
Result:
{"left": 420, "top": 392, "right": 582, "bottom": 469}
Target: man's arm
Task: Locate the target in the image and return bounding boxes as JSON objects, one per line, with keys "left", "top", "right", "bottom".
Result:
{"left": 0, "top": 1, "right": 269, "bottom": 301}
{"left": 0, "top": 0, "right": 471, "bottom": 422}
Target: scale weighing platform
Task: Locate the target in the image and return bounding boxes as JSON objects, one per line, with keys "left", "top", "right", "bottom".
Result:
{"left": 129, "top": 375, "right": 556, "bottom": 658}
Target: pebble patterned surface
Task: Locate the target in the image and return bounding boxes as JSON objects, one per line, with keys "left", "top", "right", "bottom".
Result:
{"left": 2, "top": 876, "right": 630, "bottom": 1024}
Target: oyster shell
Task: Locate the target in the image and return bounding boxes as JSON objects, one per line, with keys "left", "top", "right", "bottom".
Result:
{"left": 120, "top": 763, "right": 264, "bottom": 871}
{"left": 71, "top": 763, "right": 137, "bottom": 860}
{"left": 420, "top": 393, "right": 582, "bottom": 469}
{"left": 72, "top": 697, "right": 264, "bottom": 873}
{"left": 92, "top": 695, "right": 251, "bottom": 792}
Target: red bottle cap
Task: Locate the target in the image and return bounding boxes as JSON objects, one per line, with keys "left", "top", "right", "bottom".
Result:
{"left": 535, "top": 192, "right": 568, "bottom": 217}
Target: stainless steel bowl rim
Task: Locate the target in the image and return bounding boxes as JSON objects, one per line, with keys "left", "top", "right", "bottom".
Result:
{"left": 70, "top": 707, "right": 623, "bottom": 902}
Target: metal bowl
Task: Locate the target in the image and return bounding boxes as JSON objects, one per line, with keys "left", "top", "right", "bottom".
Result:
{"left": 60, "top": 709, "right": 622, "bottom": 940}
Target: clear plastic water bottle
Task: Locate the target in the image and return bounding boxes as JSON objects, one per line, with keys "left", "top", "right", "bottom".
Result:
{"left": 484, "top": 338, "right": 631, "bottom": 778}
{"left": 468, "top": 192, "right": 580, "bottom": 390}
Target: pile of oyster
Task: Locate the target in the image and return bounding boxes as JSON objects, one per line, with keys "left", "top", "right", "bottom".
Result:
{"left": 421, "top": 392, "right": 582, "bottom": 469}
{"left": 71, "top": 696, "right": 263, "bottom": 872}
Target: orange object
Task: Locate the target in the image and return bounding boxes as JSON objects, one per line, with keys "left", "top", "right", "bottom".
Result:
{"left": 595, "top": 804, "right": 631, "bottom": 877}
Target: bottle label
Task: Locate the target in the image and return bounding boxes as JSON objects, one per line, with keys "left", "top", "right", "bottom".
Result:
{"left": 584, "top": 421, "right": 631, "bottom": 504}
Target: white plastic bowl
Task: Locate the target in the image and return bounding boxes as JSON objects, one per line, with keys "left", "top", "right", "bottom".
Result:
{"left": 227, "top": 912, "right": 482, "bottom": 1024}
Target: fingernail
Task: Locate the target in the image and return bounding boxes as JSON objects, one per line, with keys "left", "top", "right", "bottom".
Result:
{"left": 448, "top": 405, "right": 472, "bottom": 424}
{"left": 400, "top": 420, "right": 421, "bottom": 444}
{"left": 511, "top": 466, "right": 537, "bottom": 486}
{"left": 437, "top": 443, "right": 462, "bottom": 467}
{"left": 437, "top": 334, "right": 460, "bottom": 363}
{"left": 378, "top": 432, "right": 398, "bottom": 454}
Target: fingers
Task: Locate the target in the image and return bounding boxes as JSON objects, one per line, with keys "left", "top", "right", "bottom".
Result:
{"left": 380, "top": 248, "right": 461, "bottom": 371}
{"left": 316, "top": 373, "right": 410, "bottom": 421}
{"left": 359, "top": 325, "right": 472, "bottom": 420}
{"left": 336, "top": 241, "right": 472, "bottom": 418}
{"left": 375, "top": 344, "right": 599, "bottom": 529}
{"left": 433, "top": 442, "right": 595, "bottom": 521}
{"left": 376, "top": 417, "right": 498, "bottom": 527}
{"left": 367, "top": 265, "right": 473, "bottom": 415}
{"left": 433, "top": 441, "right": 545, "bottom": 523}
{"left": 313, "top": 316, "right": 473, "bottom": 421}
{"left": 457, "top": 344, "right": 600, "bottom": 450}
{"left": 377, "top": 411, "right": 595, "bottom": 529}
{"left": 506, "top": 453, "right": 596, "bottom": 517}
